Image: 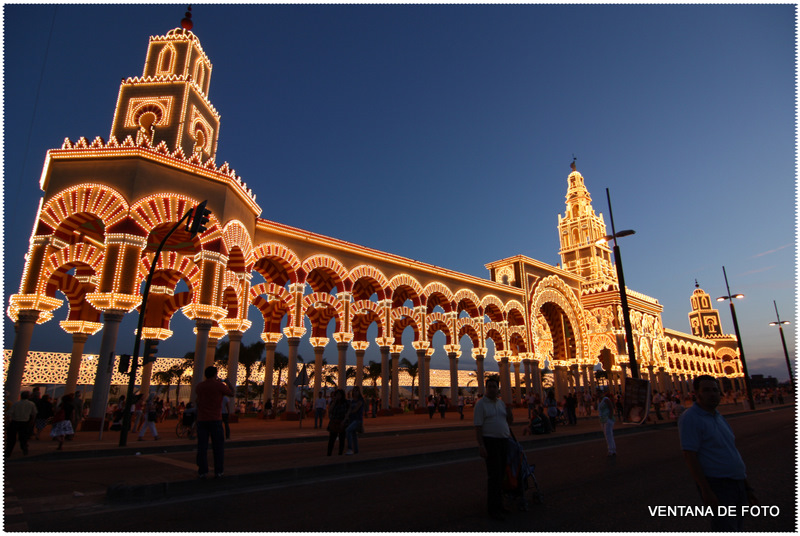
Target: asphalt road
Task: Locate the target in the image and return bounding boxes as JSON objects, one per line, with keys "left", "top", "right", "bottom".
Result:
{"left": 8, "top": 408, "right": 796, "bottom": 532}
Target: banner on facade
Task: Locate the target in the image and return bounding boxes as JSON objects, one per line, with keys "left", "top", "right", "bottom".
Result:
{"left": 622, "top": 376, "right": 651, "bottom": 425}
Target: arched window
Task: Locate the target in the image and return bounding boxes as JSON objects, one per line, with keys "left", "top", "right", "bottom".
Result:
{"left": 156, "top": 44, "right": 176, "bottom": 76}
{"left": 193, "top": 60, "right": 206, "bottom": 89}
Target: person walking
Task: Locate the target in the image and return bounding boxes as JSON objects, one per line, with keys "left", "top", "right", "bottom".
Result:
{"left": 598, "top": 389, "right": 616, "bottom": 456}
{"left": 314, "top": 391, "right": 326, "bottom": 429}
{"left": 679, "top": 375, "right": 758, "bottom": 531}
{"left": 6, "top": 390, "right": 37, "bottom": 457}
{"left": 344, "top": 387, "right": 365, "bottom": 455}
{"left": 138, "top": 393, "right": 160, "bottom": 441}
{"left": 33, "top": 393, "right": 54, "bottom": 440}
{"left": 427, "top": 395, "right": 436, "bottom": 419}
{"left": 545, "top": 390, "right": 558, "bottom": 431}
{"left": 474, "top": 377, "right": 513, "bottom": 520}
{"left": 194, "top": 366, "right": 234, "bottom": 478}
{"left": 326, "top": 389, "right": 349, "bottom": 456}
{"left": 221, "top": 394, "right": 231, "bottom": 439}
{"left": 457, "top": 394, "right": 465, "bottom": 420}
{"left": 50, "top": 394, "right": 75, "bottom": 451}
{"left": 438, "top": 394, "right": 448, "bottom": 418}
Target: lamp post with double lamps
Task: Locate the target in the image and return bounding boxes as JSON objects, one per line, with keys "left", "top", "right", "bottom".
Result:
{"left": 769, "top": 300, "right": 794, "bottom": 392}
{"left": 716, "top": 266, "right": 755, "bottom": 410}
{"left": 596, "top": 188, "right": 640, "bottom": 380}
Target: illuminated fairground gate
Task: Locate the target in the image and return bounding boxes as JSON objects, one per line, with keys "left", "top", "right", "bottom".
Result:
{"left": 6, "top": 22, "right": 743, "bottom": 426}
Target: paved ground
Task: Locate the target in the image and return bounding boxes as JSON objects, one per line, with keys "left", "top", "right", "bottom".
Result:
{"left": 3, "top": 400, "right": 795, "bottom": 532}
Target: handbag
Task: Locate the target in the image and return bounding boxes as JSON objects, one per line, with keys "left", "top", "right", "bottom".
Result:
{"left": 327, "top": 419, "right": 343, "bottom": 433}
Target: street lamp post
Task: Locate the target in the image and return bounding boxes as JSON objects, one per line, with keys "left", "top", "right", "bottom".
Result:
{"left": 716, "top": 266, "right": 755, "bottom": 410}
{"left": 598, "top": 188, "right": 640, "bottom": 379}
{"left": 769, "top": 300, "right": 794, "bottom": 392}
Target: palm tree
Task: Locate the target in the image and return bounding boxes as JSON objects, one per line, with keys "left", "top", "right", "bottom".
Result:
{"left": 364, "top": 360, "right": 382, "bottom": 396}
{"left": 273, "top": 352, "right": 289, "bottom": 400}
{"left": 152, "top": 369, "right": 173, "bottom": 402}
{"left": 170, "top": 354, "right": 194, "bottom": 405}
{"left": 218, "top": 341, "right": 265, "bottom": 409}
{"left": 400, "top": 357, "right": 419, "bottom": 401}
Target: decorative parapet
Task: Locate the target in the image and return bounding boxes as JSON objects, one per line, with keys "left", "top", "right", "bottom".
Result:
{"left": 51, "top": 135, "right": 258, "bottom": 209}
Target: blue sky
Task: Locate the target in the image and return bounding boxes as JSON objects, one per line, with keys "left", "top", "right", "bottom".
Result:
{"left": 3, "top": 4, "right": 796, "bottom": 381}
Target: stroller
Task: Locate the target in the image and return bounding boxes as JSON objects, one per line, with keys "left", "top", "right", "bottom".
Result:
{"left": 503, "top": 432, "right": 543, "bottom": 511}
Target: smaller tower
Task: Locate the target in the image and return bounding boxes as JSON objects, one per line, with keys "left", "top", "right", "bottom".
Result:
{"left": 557, "top": 161, "right": 615, "bottom": 282}
{"left": 688, "top": 281, "right": 725, "bottom": 338}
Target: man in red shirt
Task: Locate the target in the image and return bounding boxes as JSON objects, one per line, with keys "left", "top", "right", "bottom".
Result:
{"left": 194, "top": 366, "right": 234, "bottom": 478}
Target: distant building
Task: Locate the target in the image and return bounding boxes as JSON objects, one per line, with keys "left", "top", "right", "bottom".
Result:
{"left": 750, "top": 374, "right": 779, "bottom": 390}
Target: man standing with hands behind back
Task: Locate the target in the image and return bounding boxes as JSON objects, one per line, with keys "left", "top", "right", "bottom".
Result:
{"left": 679, "top": 374, "right": 758, "bottom": 531}
{"left": 195, "top": 366, "right": 234, "bottom": 479}
{"left": 474, "top": 377, "right": 513, "bottom": 520}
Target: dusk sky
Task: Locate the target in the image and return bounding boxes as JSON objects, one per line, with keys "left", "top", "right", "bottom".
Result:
{"left": 3, "top": 4, "right": 795, "bottom": 381}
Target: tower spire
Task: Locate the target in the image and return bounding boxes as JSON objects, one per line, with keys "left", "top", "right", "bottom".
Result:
{"left": 557, "top": 163, "right": 615, "bottom": 282}
{"left": 181, "top": 5, "right": 193, "bottom": 31}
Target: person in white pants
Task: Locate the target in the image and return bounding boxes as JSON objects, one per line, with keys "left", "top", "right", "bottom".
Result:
{"left": 138, "top": 393, "right": 160, "bottom": 441}
{"left": 597, "top": 389, "right": 616, "bottom": 456}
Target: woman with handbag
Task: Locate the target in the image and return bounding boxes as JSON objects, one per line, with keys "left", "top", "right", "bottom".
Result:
{"left": 344, "top": 387, "right": 365, "bottom": 455}
{"left": 137, "top": 394, "right": 160, "bottom": 441}
{"left": 326, "top": 389, "right": 349, "bottom": 456}
{"left": 50, "top": 394, "right": 75, "bottom": 451}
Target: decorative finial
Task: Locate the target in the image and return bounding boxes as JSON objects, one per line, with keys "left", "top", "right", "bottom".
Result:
{"left": 570, "top": 154, "right": 577, "bottom": 172}
{"left": 695, "top": 279, "right": 699, "bottom": 288}
{"left": 181, "top": 5, "right": 193, "bottom": 30}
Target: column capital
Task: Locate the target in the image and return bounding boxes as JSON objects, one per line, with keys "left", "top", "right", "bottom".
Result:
{"left": 390, "top": 345, "right": 403, "bottom": 355}
{"left": 182, "top": 303, "right": 227, "bottom": 322}
{"left": 261, "top": 331, "right": 284, "bottom": 344}
{"left": 69, "top": 332, "right": 90, "bottom": 344}
{"left": 227, "top": 331, "right": 244, "bottom": 343}
{"left": 283, "top": 326, "right": 306, "bottom": 339}
{"left": 219, "top": 318, "right": 252, "bottom": 333}
{"left": 59, "top": 320, "right": 103, "bottom": 335}
{"left": 413, "top": 305, "right": 427, "bottom": 316}
{"left": 309, "top": 337, "right": 330, "bottom": 348}
{"left": 471, "top": 348, "right": 486, "bottom": 359}
{"left": 332, "top": 332, "right": 354, "bottom": 344}
{"left": 194, "top": 318, "right": 214, "bottom": 331}
{"left": 105, "top": 233, "right": 147, "bottom": 248}
{"left": 140, "top": 327, "right": 173, "bottom": 340}
{"left": 9, "top": 294, "right": 62, "bottom": 317}
{"left": 336, "top": 292, "right": 353, "bottom": 302}
{"left": 412, "top": 341, "right": 430, "bottom": 351}
{"left": 377, "top": 299, "right": 393, "bottom": 309}
{"left": 351, "top": 340, "right": 370, "bottom": 352}
{"left": 288, "top": 282, "right": 306, "bottom": 294}
{"left": 192, "top": 249, "right": 229, "bottom": 265}
{"left": 375, "top": 336, "right": 393, "bottom": 348}
{"left": 86, "top": 292, "right": 141, "bottom": 313}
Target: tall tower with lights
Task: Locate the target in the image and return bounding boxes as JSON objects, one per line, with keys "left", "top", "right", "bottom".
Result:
{"left": 557, "top": 161, "right": 615, "bottom": 283}
{"left": 109, "top": 17, "right": 220, "bottom": 161}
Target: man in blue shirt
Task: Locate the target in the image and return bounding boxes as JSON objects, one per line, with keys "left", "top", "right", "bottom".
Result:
{"left": 678, "top": 375, "right": 758, "bottom": 531}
